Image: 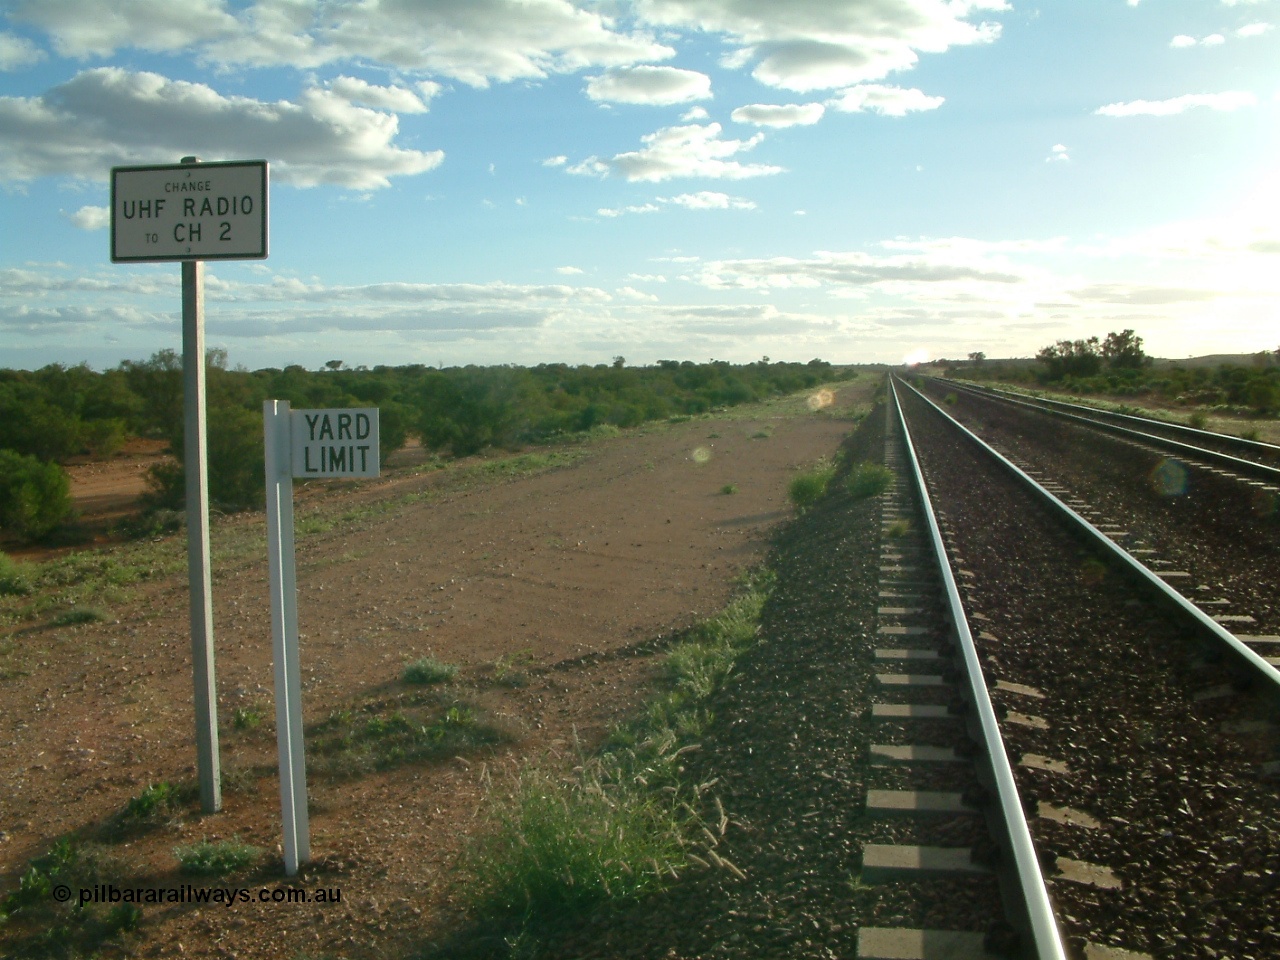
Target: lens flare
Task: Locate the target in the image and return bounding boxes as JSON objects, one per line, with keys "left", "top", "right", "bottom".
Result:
{"left": 807, "top": 389, "right": 834, "bottom": 410}
{"left": 903, "top": 349, "right": 929, "bottom": 366}
{"left": 1150, "top": 458, "right": 1188, "bottom": 497}
{"left": 691, "top": 446, "right": 711, "bottom": 464}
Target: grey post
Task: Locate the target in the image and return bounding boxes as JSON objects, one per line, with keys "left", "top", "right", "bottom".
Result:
{"left": 182, "top": 155, "right": 221, "bottom": 814}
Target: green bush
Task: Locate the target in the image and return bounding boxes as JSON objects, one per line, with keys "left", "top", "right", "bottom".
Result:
{"left": 145, "top": 404, "right": 264, "bottom": 511}
{"left": 847, "top": 462, "right": 894, "bottom": 500}
{"left": 788, "top": 460, "right": 836, "bottom": 511}
{"left": 0, "top": 449, "right": 74, "bottom": 540}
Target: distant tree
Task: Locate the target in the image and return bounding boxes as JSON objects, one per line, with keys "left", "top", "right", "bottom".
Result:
{"left": 968, "top": 351, "right": 986, "bottom": 365}
{"left": 1101, "top": 329, "right": 1148, "bottom": 369}
{"left": 1036, "top": 337, "right": 1102, "bottom": 380}
{"left": 324, "top": 360, "right": 345, "bottom": 372}
{"left": 612, "top": 356, "right": 625, "bottom": 369}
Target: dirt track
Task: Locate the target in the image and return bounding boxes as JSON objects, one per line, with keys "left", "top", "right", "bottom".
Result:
{"left": 0, "top": 381, "right": 873, "bottom": 960}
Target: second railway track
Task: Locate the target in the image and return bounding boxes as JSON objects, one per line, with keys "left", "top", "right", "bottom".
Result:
{"left": 879, "top": 375, "right": 1280, "bottom": 959}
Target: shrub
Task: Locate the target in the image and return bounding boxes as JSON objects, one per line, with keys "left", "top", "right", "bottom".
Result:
{"left": 788, "top": 460, "right": 836, "bottom": 511}
{"left": 0, "top": 449, "right": 73, "bottom": 540}
{"left": 720, "top": 483, "right": 738, "bottom": 495}
{"left": 1188, "top": 411, "right": 1209, "bottom": 430}
{"left": 847, "top": 462, "right": 895, "bottom": 500}
{"left": 403, "top": 657, "right": 458, "bottom": 685}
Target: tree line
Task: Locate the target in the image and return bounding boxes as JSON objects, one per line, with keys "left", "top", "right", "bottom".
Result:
{"left": 0, "top": 354, "right": 841, "bottom": 541}
{"left": 954, "top": 329, "right": 1280, "bottom": 416}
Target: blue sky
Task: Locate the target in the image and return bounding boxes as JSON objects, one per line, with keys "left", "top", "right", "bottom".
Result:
{"left": 1, "top": 0, "right": 1277, "bottom": 371}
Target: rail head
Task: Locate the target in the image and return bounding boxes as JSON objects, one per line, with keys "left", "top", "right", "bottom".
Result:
{"left": 888, "top": 377, "right": 1067, "bottom": 960}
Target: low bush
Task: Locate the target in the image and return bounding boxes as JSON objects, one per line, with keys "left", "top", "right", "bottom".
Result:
{"left": 788, "top": 460, "right": 836, "bottom": 511}
{"left": 0, "top": 449, "right": 73, "bottom": 541}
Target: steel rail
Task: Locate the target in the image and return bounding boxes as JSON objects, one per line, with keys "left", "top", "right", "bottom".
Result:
{"left": 896, "top": 375, "right": 1280, "bottom": 700}
{"left": 889, "top": 378, "right": 1067, "bottom": 960}
{"left": 935, "top": 378, "right": 1280, "bottom": 484}
{"left": 957, "top": 379, "right": 1280, "bottom": 460}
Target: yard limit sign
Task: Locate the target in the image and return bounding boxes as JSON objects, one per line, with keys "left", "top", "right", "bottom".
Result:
{"left": 111, "top": 158, "right": 268, "bottom": 816}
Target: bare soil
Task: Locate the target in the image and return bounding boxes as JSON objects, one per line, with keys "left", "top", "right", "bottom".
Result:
{"left": 0, "top": 383, "right": 873, "bottom": 960}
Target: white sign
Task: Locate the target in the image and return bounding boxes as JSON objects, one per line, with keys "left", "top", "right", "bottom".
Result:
{"left": 290, "top": 408, "right": 380, "bottom": 478}
{"left": 111, "top": 160, "right": 268, "bottom": 262}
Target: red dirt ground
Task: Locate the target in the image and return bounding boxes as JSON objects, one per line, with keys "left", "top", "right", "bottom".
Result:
{"left": 0, "top": 382, "right": 873, "bottom": 960}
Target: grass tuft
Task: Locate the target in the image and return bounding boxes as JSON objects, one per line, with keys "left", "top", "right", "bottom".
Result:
{"left": 847, "top": 462, "right": 894, "bottom": 500}
{"left": 720, "top": 483, "right": 738, "bottom": 495}
{"left": 456, "top": 568, "right": 773, "bottom": 953}
{"left": 0, "top": 551, "right": 33, "bottom": 596}
{"left": 403, "top": 656, "right": 458, "bottom": 685}
{"left": 49, "top": 606, "right": 108, "bottom": 626}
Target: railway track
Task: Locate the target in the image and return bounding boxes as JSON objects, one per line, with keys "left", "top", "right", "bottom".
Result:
{"left": 943, "top": 380, "right": 1280, "bottom": 475}
{"left": 913, "top": 376, "right": 1280, "bottom": 674}
{"left": 856, "top": 377, "right": 1280, "bottom": 959}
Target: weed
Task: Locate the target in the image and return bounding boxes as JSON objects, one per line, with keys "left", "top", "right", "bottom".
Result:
{"left": 1188, "top": 411, "right": 1209, "bottom": 430}
{"left": 885, "top": 519, "right": 911, "bottom": 538}
{"left": 847, "top": 462, "right": 894, "bottom": 500}
{"left": 125, "top": 781, "right": 183, "bottom": 819}
{"left": 1241, "top": 428, "right": 1259, "bottom": 442}
{"left": 788, "top": 460, "right": 836, "bottom": 511}
{"left": 403, "top": 657, "right": 458, "bottom": 685}
{"left": 311, "top": 699, "right": 504, "bottom": 778}
{"left": 0, "top": 838, "right": 136, "bottom": 957}
{"left": 49, "top": 606, "right": 108, "bottom": 626}
{"left": 492, "top": 650, "right": 534, "bottom": 688}
{"left": 233, "top": 705, "right": 265, "bottom": 730}
{"left": 0, "top": 551, "right": 32, "bottom": 596}
{"left": 174, "top": 838, "right": 261, "bottom": 876}
{"left": 720, "top": 483, "right": 738, "bottom": 495}
{"left": 942, "top": 392, "right": 958, "bottom": 406}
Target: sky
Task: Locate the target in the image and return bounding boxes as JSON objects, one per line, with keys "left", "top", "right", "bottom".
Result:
{"left": 1, "top": 0, "right": 1277, "bottom": 372}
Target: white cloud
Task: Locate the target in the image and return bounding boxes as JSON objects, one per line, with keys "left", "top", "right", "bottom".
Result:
{"left": 1172, "top": 33, "right": 1227, "bottom": 47}
{"left": 826, "top": 84, "right": 945, "bottom": 117}
{"left": 660, "top": 191, "right": 755, "bottom": 210}
{"left": 0, "top": 30, "right": 45, "bottom": 69}
{"left": 1237, "top": 22, "right": 1274, "bottom": 37}
{"left": 568, "top": 122, "right": 784, "bottom": 182}
{"left": 0, "top": 68, "right": 444, "bottom": 189}
{"left": 7, "top": 0, "right": 239, "bottom": 58}
{"left": 731, "top": 102, "right": 825, "bottom": 127}
{"left": 1096, "top": 91, "right": 1258, "bottom": 116}
{"left": 10, "top": 0, "right": 674, "bottom": 87}
{"left": 598, "top": 202, "right": 661, "bottom": 217}
{"left": 329, "top": 76, "right": 435, "bottom": 114}
{"left": 542, "top": 155, "right": 568, "bottom": 167}
{"left": 696, "top": 249, "right": 1024, "bottom": 291}
{"left": 63, "top": 205, "right": 109, "bottom": 230}
{"left": 1047, "top": 143, "right": 1069, "bottom": 163}
{"left": 555, "top": 265, "right": 585, "bottom": 274}
{"left": 1221, "top": 0, "right": 1269, "bottom": 6}
{"left": 633, "top": 0, "right": 1008, "bottom": 91}
{"left": 681, "top": 106, "right": 710, "bottom": 121}
{"left": 617, "top": 286, "right": 659, "bottom": 301}
{"left": 586, "top": 65, "right": 711, "bottom": 105}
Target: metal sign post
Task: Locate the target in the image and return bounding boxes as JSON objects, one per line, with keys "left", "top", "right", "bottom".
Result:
{"left": 264, "top": 400, "right": 308, "bottom": 874}
{"left": 110, "top": 156, "right": 269, "bottom": 815}
{"left": 263, "top": 404, "right": 379, "bottom": 875}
